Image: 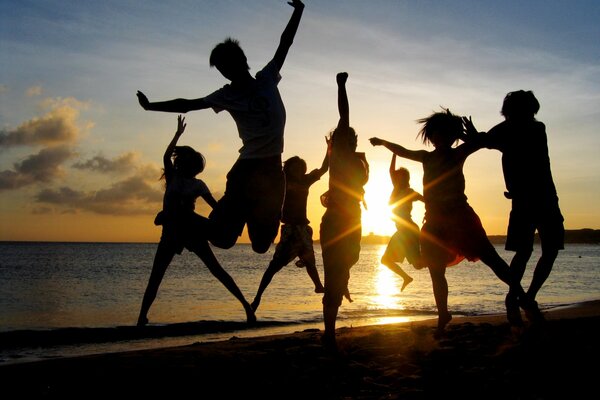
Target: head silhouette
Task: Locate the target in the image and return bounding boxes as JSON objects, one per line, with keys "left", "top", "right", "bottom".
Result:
{"left": 501, "top": 90, "right": 540, "bottom": 121}
{"left": 173, "top": 146, "right": 206, "bottom": 178}
{"left": 392, "top": 167, "right": 410, "bottom": 189}
{"left": 417, "top": 108, "right": 463, "bottom": 149}
{"left": 283, "top": 156, "right": 307, "bottom": 181}
{"left": 209, "top": 38, "right": 250, "bottom": 81}
{"left": 330, "top": 126, "right": 358, "bottom": 152}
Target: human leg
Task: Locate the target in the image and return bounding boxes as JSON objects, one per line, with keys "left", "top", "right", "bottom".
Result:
{"left": 529, "top": 248, "right": 558, "bottom": 299}
{"left": 190, "top": 241, "right": 256, "bottom": 324}
{"left": 246, "top": 156, "right": 285, "bottom": 254}
{"left": 296, "top": 225, "right": 324, "bottom": 293}
{"left": 504, "top": 250, "right": 531, "bottom": 326}
{"left": 138, "top": 242, "right": 175, "bottom": 326}
{"left": 208, "top": 161, "right": 248, "bottom": 249}
{"left": 252, "top": 258, "right": 286, "bottom": 312}
{"left": 381, "top": 233, "right": 413, "bottom": 291}
{"left": 427, "top": 265, "right": 451, "bottom": 333}
{"left": 527, "top": 212, "right": 564, "bottom": 299}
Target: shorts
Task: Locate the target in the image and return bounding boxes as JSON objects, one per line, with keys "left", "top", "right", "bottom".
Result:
{"left": 158, "top": 212, "right": 209, "bottom": 255}
{"left": 505, "top": 201, "right": 564, "bottom": 252}
{"left": 382, "top": 220, "right": 421, "bottom": 266}
{"left": 320, "top": 207, "right": 362, "bottom": 308}
{"left": 420, "top": 204, "right": 495, "bottom": 268}
{"left": 271, "top": 224, "right": 316, "bottom": 267}
{"left": 208, "top": 156, "right": 284, "bottom": 253}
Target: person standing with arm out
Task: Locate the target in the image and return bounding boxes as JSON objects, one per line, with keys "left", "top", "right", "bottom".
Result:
{"left": 464, "top": 90, "right": 564, "bottom": 325}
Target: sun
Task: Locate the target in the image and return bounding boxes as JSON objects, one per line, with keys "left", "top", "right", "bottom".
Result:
{"left": 361, "top": 172, "right": 396, "bottom": 236}
{"left": 361, "top": 162, "right": 425, "bottom": 237}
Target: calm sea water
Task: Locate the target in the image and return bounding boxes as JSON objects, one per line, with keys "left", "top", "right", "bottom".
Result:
{"left": 0, "top": 241, "right": 598, "bottom": 364}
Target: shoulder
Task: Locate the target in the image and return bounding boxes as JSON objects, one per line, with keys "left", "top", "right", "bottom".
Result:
{"left": 256, "top": 61, "right": 281, "bottom": 83}
{"left": 192, "top": 178, "right": 210, "bottom": 192}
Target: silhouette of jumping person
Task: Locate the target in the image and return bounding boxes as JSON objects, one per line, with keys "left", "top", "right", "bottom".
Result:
{"left": 137, "top": 0, "right": 305, "bottom": 254}
{"left": 464, "top": 90, "right": 564, "bottom": 325}
{"left": 380, "top": 154, "right": 424, "bottom": 292}
{"left": 137, "top": 115, "right": 255, "bottom": 327}
{"left": 320, "top": 72, "right": 369, "bottom": 349}
{"left": 370, "top": 109, "right": 541, "bottom": 335}
{"left": 251, "top": 140, "right": 330, "bottom": 313}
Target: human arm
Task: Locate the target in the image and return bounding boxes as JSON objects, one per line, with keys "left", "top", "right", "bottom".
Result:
{"left": 414, "top": 191, "right": 425, "bottom": 203}
{"left": 137, "top": 91, "right": 210, "bottom": 113}
{"left": 163, "top": 115, "right": 187, "bottom": 172}
{"left": 314, "top": 136, "right": 331, "bottom": 177}
{"left": 201, "top": 192, "right": 219, "bottom": 209}
{"left": 336, "top": 72, "right": 349, "bottom": 132}
{"left": 369, "top": 137, "right": 426, "bottom": 163}
{"left": 389, "top": 154, "right": 397, "bottom": 176}
{"left": 272, "top": 0, "right": 305, "bottom": 71}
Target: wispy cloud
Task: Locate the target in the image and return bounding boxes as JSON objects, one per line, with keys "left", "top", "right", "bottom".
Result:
{"left": 72, "top": 152, "right": 141, "bottom": 174}
{"left": 0, "top": 146, "right": 75, "bottom": 190}
{"left": 0, "top": 97, "right": 87, "bottom": 148}
{"left": 35, "top": 170, "right": 163, "bottom": 216}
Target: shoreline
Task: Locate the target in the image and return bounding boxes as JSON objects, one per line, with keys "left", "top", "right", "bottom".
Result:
{"left": 2, "top": 299, "right": 598, "bottom": 399}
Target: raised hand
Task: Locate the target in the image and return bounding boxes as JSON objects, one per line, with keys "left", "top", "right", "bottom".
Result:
{"left": 176, "top": 115, "right": 186, "bottom": 135}
{"left": 461, "top": 116, "right": 478, "bottom": 136}
{"left": 336, "top": 72, "right": 348, "bottom": 86}
{"left": 137, "top": 91, "right": 150, "bottom": 110}
{"left": 287, "top": 0, "right": 304, "bottom": 10}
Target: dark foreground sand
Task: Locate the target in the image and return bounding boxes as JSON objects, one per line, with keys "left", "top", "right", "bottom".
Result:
{"left": 2, "top": 301, "right": 599, "bottom": 399}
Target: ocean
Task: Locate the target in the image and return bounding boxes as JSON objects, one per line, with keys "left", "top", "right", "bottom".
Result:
{"left": 0, "top": 241, "right": 598, "bottom": 365}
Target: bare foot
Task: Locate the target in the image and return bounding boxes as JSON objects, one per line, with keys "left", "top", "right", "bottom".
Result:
{"left": 437, "top": 312, "right": 452, "bottom": 332}
{"left": 400, "top": 276, "right": 413, "bottom": 292}
{"left": 137, "top": 316, "right": 148, "bottom": 327}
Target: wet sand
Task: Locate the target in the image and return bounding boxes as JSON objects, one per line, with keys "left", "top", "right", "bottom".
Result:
{"left": 1, "top": 300, "right": 599, "bottom": 399}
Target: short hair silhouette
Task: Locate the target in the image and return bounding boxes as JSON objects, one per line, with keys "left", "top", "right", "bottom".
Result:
{"left": 209, "top": 37, "right": 249, "bottom": 70}
{"left": 417, "top": 108, "right": 463, "bottom": 145}
{"left": 501, "top": 90, "right": 540, "bottom": 120}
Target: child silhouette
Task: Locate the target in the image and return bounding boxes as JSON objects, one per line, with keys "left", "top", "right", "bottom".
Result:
{"left": 251, "top": 140, "right": 330, "bottom": 312}
{"left": 137, "top": 116, "right": 255, "bottom": 326}
{"left": 381, "top": 154, "right": 424, "bottom": 292}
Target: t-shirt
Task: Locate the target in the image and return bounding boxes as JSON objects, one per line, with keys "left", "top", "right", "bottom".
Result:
{"left": 422, "top": 147, "right": 468, "bottom": 213}
{"left": 163, "top": 175, "right": 211, "bottom": 217}
{"left": 282, "top": 169, "right": 322, "bottom": 225}
{"left": 204, "top": 61, "right": 285, "bottom": 159}
{"left": 486, "top": 119, "right": 558, "bottom": 204}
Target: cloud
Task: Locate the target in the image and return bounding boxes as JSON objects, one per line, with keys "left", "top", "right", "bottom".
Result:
{"left": 0, "top": 97, "right": 87, "bottom": 148}
{"left": 0, "top": 146, "right": 75, "bottom": 190}
{"left": 72, "top": 152, "right": 141, "bottom": 174}
{"left": 35, "top": 170, "right": 164, "bottom": 216}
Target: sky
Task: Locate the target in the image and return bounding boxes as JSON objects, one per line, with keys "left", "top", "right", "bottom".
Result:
{"left": 1, "top": 0, "right": 599, "bottom": 243}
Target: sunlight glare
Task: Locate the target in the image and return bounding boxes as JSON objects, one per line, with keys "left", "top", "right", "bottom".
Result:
{"left": 362, "top": 172, "right": 395, "bottom": 236}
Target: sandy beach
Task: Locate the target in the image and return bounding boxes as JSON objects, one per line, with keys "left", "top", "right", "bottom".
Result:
{"left": 2, "top": 300, "right": 599, "bottom": 399}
